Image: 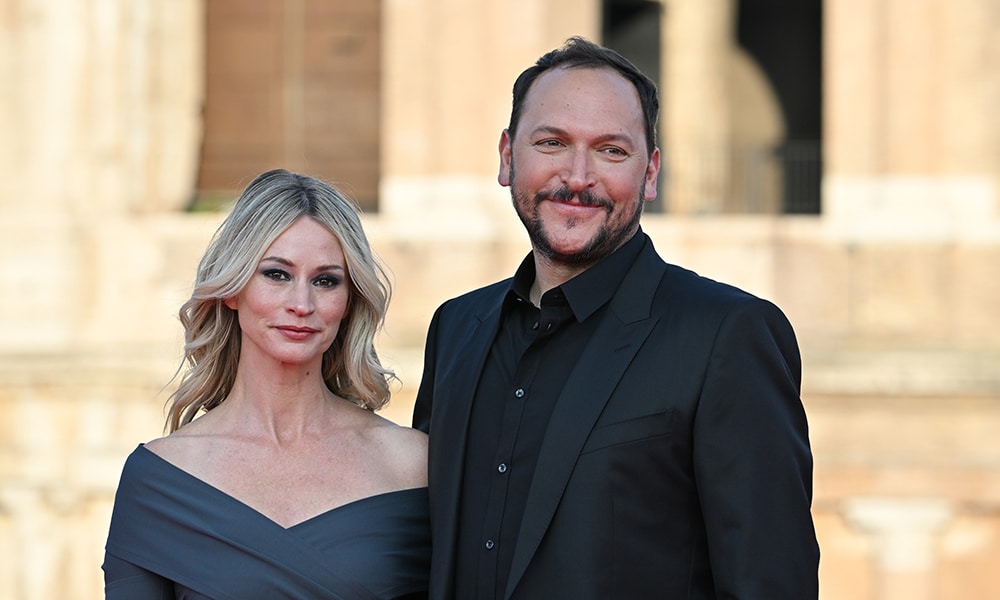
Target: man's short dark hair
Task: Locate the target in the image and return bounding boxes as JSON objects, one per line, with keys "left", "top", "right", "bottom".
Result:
{"left": 507, "top": 36, "right": 659, "bottom": 155}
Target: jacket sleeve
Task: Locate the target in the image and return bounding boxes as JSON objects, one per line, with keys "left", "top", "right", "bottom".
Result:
{"left": 693, "top": 298, "right": 820, "bottom": 598}
{"left": 411, "top": 304, "right": 444, "bottom": 434}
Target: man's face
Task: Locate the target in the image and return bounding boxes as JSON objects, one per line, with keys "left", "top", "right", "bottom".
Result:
{"left": 499, "top": 66, "right": 660, "bottom": 267}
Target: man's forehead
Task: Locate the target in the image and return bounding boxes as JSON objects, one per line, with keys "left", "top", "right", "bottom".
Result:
{"left": 517, "top": 67, "right": 645, "bottom": 133}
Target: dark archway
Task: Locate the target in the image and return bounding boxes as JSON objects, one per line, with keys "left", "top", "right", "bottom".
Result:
{"left": 603, "top": 0, "right": 823, "bottom": 215}
{"left": 602, "top": 0, "right": 664, "bottom": 212}
{"left": 736, "top": 0, "right": 823, "bottom": 213}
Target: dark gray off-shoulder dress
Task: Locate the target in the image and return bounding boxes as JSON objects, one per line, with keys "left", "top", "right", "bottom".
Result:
{"left": 103, "top": 445, "right": 430, "bottom": 599}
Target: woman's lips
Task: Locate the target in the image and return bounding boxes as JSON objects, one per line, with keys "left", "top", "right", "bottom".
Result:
{"left": 275, "top": 325, "right": 319, "bottom": 340}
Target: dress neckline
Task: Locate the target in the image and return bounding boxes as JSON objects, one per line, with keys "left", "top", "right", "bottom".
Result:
{"left": 134, "top": 443, "right": 427, "bottom": 530}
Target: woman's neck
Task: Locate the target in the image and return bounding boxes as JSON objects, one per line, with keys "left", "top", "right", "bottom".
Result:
{"left": 212, "top": 356, "right": 347, "bottom": 445}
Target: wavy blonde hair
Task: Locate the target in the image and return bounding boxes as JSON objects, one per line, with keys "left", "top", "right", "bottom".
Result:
{"left": 165, "top": 169, "right": 395, "bottom": 432}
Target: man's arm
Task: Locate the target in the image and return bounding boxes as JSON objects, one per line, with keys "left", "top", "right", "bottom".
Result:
{"left": 411, "top": 305, "right": 444, "bottom": 434}
{"left": 693, "top": 298, "right": 820, "bottom": 598}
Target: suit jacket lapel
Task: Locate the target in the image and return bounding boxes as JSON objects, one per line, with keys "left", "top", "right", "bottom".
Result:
{"left": 504, "top": 241, "right": 666, "bottom": 599}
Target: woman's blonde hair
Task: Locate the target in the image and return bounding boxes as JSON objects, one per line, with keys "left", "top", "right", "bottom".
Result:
{"left": 165, "top": 169, "right": 395, "bottom": 432}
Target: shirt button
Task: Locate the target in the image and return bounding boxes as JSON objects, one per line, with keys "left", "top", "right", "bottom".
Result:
{"left": 532, "top": 321, "right": 539, "bottom": 330}
{"left": 485, "top": 539, "right": 495, "bottom": 550}
{"left": 497, "top": 463, "right": 508, "bottom": 474}
{"left": 514, "top": 388, "right": 525, "bottom": 398}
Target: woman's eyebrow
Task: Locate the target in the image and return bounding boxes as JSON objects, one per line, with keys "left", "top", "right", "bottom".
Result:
{"left": 260, "top": 256, "right": 345, "bottom": 272}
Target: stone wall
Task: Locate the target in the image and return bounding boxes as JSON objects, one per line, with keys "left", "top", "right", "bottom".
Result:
{"left": 1, "top": 0, "right": 998, "bottom": 598}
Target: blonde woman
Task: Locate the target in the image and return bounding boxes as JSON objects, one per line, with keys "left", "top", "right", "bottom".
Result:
{"left": 104, "top": 169, "right": 429, "bottom": 599}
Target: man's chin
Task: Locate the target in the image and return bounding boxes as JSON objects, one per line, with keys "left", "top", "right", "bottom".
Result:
{"left": 533, "top": 236, "right": 604, "bottom": 266}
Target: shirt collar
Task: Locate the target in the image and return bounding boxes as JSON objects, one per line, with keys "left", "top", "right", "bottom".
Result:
{"left": 507, "top": 229, "right": 647, "bottom": 321}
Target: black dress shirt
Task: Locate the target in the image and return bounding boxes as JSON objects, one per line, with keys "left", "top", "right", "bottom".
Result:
{"left": 453, "top": 231, "right": 646, "bottom": 599}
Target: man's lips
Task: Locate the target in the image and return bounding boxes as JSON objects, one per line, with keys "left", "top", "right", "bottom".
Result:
{"left": 544, "top": 196, "right": 610, "bottom": 212}
{"left": 552, "top": 197, "right": 589, "bottom": 206}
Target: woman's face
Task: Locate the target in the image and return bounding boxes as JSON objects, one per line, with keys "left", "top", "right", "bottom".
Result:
{"left": 225, "top": 216, "right": 350, "bottom": 370}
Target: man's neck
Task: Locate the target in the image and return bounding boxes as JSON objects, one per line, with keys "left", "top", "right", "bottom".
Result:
{"left": 530, "top": 254, "right": 586, "bottom": 306}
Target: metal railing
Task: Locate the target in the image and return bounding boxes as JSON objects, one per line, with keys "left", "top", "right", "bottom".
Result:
{"left": 661, "top": 140, "right": 821, "bottom": 215}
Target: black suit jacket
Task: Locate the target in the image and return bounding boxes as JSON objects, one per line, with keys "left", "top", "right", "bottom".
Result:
{"left": 413, "top": 235, "right": 819, "bottom": 599}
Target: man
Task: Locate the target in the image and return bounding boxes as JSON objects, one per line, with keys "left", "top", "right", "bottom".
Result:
{"left": 413, "top": 36, "right": 819, "bottom": 599}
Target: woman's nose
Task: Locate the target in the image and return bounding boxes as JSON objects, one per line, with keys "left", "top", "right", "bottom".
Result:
{"left": 286, "top": 282, "right": 315, "bottom": 315}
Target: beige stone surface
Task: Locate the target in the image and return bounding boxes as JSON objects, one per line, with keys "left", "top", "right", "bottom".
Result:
{"left": 1, "top": 0, "right": 999, "bottom": 598}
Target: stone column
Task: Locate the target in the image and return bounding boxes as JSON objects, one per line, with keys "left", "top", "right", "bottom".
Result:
{"left": 824, "top": 0, "right": 999, "bottom": 236}
{"left": 0, "top": 0, "right": 203, "bottom": 218}
{"left": 661, "top": 0, "right": 736, "bottom": 214}
{"left": 0, "top": 488, "right": 73, "bottom": 600}
{"left": 844, "top": 497, "right": 952, "bottom": 600}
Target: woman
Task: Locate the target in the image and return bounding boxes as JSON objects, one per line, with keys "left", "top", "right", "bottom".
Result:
{"left": 103, "top": 169, "right": 429, "bottom": 599}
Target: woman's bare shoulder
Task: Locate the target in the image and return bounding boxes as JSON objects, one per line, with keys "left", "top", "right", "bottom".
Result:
{"left": 376, "top": 414, "right": 427, "bottom": 442}
{"left": 142, "top": 415, "right": 218, "bottom": 468}
{"left": 366, "top": 415, "right": 428, "bottom": 487}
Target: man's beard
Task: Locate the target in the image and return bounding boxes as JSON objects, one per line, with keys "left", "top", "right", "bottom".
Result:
{"left": 510, "top": 166, "right": 645, "bottom": 267}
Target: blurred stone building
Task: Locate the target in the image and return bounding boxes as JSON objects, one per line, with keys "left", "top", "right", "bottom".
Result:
{"left": 1, "top": 0, "right": 998, "bottom": 598}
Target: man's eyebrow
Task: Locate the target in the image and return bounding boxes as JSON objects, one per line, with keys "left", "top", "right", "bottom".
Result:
{"left": 528, "top": 125, "right": 636, "bottom": 145}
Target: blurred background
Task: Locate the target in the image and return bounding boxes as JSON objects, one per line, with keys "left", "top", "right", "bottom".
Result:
{"left": 1, "top": 0, "right": 998, "bottom": 598}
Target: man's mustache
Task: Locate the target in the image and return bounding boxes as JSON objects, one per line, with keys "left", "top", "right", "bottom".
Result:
{"left": 537, "top": 187, "right": 613, "bottom": 210}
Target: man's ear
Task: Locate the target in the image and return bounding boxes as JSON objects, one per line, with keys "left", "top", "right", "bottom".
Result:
{"left": 643, "top": 147, "right": 661, "bottom": 202}
{"left": 498, "top": 129, "right": 513, "bottom": 187}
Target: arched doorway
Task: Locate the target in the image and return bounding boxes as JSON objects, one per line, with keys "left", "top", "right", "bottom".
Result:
{"left": 736, "top": 0, "right": 822, "bottom": 213}
{"left": 602, "top": 0, "right": 822, "bottom": 214}
{"left": 194, "top": 0, "right": 381, "bottom": 212}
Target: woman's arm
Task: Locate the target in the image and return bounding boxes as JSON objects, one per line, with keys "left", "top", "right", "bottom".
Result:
{"left": 103, "top": 552, "right": 174, "bottom": 599}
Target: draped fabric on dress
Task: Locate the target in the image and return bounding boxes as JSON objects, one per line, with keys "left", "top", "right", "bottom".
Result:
{"left": 104, "top": 445, "right": 430, "bottom": 600}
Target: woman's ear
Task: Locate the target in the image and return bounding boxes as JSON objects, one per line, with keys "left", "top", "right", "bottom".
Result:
{"left": 223, "top": 296, "right": 238, "bottom": 310}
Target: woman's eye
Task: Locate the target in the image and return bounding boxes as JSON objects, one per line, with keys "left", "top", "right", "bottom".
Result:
{"left": 313, "top": 275, "right": 342, "bottom": 288}
{"left": 262, "top": 268, "right": 290, "bottom": 281}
